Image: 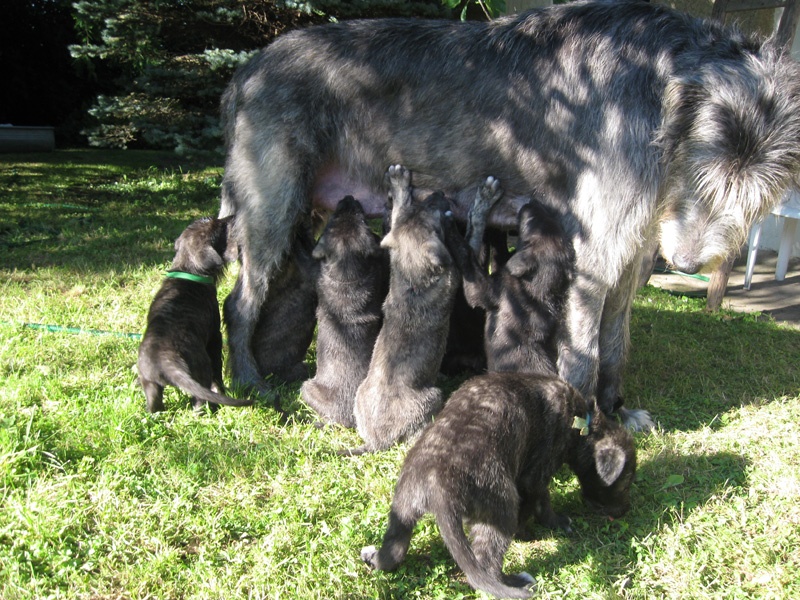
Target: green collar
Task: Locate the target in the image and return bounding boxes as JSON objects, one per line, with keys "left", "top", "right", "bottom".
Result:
{"left": 165, "top": 271, "right": 215, "bottom": 286}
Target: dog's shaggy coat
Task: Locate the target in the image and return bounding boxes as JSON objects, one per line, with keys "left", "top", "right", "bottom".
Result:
{"left": 350, "top": 166, "right": 459, "bottom": 453}
{"left": 220, "top": 0, "right": 800, "bottom": 428}
{"left": 361, "top": 372, "right": 636, "bottom": 599}
{"left": 137, "top": 216, "right": 252, "bottom": 413}
{"left": 301, "top": 196, "right": 388, "bottom": 427}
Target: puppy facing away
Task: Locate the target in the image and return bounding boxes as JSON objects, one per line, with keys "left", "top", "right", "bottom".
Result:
{"left": 231, "top": 220, "right": 318, "bottom": 387}
{"left": 361, "top": 372, "right": 636, "bottom": 599}
{"left": 440, "top": 181, "right": 509, "bottom": 376}
{"left": 448, "top": 186, "right": 575, "bottom": 375}
{"left": 138, "top": 216, "right": 252, "bottom": 413}
{"left": 440, "top": 226, "right": 512, "bottom": 376}
{"left": 349, "top": 165, "right": 459, "bottom": 454}
{"left": 301, "top": 196, "right": 388, "bottom": 428}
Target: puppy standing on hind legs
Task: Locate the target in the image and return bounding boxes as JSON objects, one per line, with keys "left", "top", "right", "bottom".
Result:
{"left": 448, "top": 182, "right": 575, "bottom": 375}
{"left": 301, "top": 195, "right": 388, "bottom": 428}
{"left": 137, "top": 216, "right": 253, "bottom": 413}
{"left": 361, "top": 372, "right": 636, "bottom": 599}
{"left": 349, "top": 165, "right": 459, "bottom": 454}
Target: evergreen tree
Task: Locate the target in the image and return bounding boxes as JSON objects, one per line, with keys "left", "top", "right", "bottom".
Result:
{"left": 70, "top": 0, "right": 455, "bottom": 156}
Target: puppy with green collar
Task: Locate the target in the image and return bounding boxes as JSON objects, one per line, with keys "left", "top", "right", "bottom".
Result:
{"left": 138, "top": 216, "right": 252, "bottom": 413}
{"left": 361, "top": 371, "right": 636, "bottom": 599}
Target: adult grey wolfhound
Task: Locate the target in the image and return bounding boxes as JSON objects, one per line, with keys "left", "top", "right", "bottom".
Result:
{"left": 220, "top": 0, "right": 800, "bottom": 428}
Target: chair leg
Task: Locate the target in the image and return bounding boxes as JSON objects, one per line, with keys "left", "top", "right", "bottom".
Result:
{"left": 775, "top": 216, "right": 799, "bottom": 281}
{"left": 744, "top": 221, "right": 764, "bottom": 290}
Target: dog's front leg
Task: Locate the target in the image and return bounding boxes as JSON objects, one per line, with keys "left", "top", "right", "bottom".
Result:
{"left": 465, "top": 176, "right": 503, "bottom": 256}
{"left": 597, "top": 256, "right": 655, "bottom": 431}
{"left": 223, "top": 270, "right": 269, "bottom": 393}
{"left": 444, "top": 216, "right": 493, "bottom": 311}
{"left": 558, "top": 272, "right": 605, "bottom": 404}
{"left": 517, "top": 486, "right": 571, "bottom": 536}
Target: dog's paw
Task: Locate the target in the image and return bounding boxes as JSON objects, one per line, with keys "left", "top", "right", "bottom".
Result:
{"left": 618, "top": 407, "right": 656, "bottom": 432}
{"left": 512, "top": 571, "right": 536, "bottom": 593}
{"left": 557, "top": 514, "right": 573, "bottom": 534}
{"left": 478, "top": 175, "right": 504, "bottom": 207}
{"left": 387, "top": 164, "right": 411, "bottom": 188}
{"left": 360, "top": 545, "right": 379, "bottom": 569}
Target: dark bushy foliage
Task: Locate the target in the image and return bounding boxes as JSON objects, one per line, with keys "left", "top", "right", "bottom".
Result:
{"left": 71, "top": 0, "right": 454, "bottom": 157}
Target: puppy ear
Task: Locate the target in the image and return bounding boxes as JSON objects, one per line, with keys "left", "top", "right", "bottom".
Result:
{"left": 593, "top": 437, "right": 627, "bottom": 486}
{"left": 198, "top": 246, "right": 225, "bottom": 272}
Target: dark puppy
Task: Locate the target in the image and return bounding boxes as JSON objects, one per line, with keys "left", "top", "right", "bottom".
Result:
{"left": 440, "top": 181, "right": 508, "bottom": 376}
{"left": 449, "top": 186, "right": 575, "bottom": 375}
{"left": 138, "top": 216, "right": 252, "bottom": 413}
{"left": 440, "top": 226, "right": 512, "bottom": 376}
{"left": 301, "top": 196, "right": 388, "bottom": 427}
{"left": 361, "top": 371, "right": 636, "bottom": 599}
{"left": 349, "top": 165, "right": 459, "bottom": 454}
{"left": 226, "top": 221, "right": 318, "bottom": 390}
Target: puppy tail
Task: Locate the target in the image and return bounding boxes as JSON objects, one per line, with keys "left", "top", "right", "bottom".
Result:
{"left": 435, "top": 510, "right": 534, "bottom": 599}
{"left": 169, "top": 369, "right": 254, "bottom": 408}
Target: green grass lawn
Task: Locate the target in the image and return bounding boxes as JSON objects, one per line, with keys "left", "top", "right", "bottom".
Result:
{"left": 1, "top": 150, "right": 799, "bottom": 599}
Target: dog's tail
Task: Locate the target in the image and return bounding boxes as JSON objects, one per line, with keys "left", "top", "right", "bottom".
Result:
{"left": 434, "top": 508, "right": 534, "bottom": 599}
{"left": 168, "top": 366, "right": 253, "bottom": 408}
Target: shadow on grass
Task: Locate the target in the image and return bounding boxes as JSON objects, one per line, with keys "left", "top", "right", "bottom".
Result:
{"left": 624, "top": 295, "right": 800, "bottom": 432}
{"left": 516, "top": 449, "right": 748, "bottom": 593}
{"left": 364, "top": 448, "right": 748, "bottom": 597}
{"left": 1, "top": 149, "right": 223, "bottom": 271}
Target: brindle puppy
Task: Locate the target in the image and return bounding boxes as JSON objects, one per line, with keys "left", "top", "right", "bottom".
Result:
{"left": 301, "top": 196, "right": 388, "bottom": 427}
{"left": 226, "top": 221, "right": 318, "bottom": 390}
{"left": 448, "top": 186, "right": 575, "bottom": 375}
{"left": 440, "top": 226, "right": 512, "bottom": 376}
{"left": 348, "top": 165, "right": 459, "bottom": 454}
{"left": 138, "top": 216, "right": 251, "bottom": 413}
{"left": 361, "top": 371, "right": 636, "bottom": 599}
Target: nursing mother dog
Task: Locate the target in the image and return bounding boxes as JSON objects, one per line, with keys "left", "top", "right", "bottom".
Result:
{"left": 219, "top": 0, "right": 800, "bottom": 428}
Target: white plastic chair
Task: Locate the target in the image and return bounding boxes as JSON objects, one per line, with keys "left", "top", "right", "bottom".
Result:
{"left": 744, "top": 189, "right": 800, "bottom": 290}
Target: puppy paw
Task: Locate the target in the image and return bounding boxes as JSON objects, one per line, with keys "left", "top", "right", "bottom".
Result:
{"left": 618, "top": 407, "right": 656, "bottom": 432}
{"left": 510, "top": 571, "right": 536, "bottom": 593}
{"left": 387, "top": 164, "right": 411, "bottom": 188}
{"left": 477, "top": 175, "right": 504, "bottom": 209}
{"left": 557, "top": 514, "right": 573, "bottom": 534}
{"left": 517, "top": 571, "right": 535, "bottom": 585}
{"left": 386, "top": 165, "right": 412, "bottom": 210}
{"left": 360, "top": 545, "right": 379, "bottom": 569}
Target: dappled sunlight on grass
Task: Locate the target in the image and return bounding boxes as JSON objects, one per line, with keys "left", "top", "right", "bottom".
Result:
{"left": 1, "top": 151, "right": 798, "bottom": 599}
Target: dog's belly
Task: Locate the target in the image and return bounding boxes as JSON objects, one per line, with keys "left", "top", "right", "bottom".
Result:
{"left": 311, "top": 165, "right": 528, "bottom": 229}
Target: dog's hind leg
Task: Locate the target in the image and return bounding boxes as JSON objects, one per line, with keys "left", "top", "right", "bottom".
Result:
{"left": 142, "top": 379, "right": 165, "bottom": 413}
{"left": 361, "top": 506, "right": 420, "bottom": 571}
{"left": 469, "top": 521, "right": 534, "bottom": 596}
{"left": 597, "top": 256, "right": 655, "bottom": 431}
{"left": 223, "top": 135, "right": 313, "bottom": 393}
{"left": 208, "top": 327, "right": 226, "bottom": 395}
{"left": 224, "top": 259, "right": 272, "bottom": 393}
